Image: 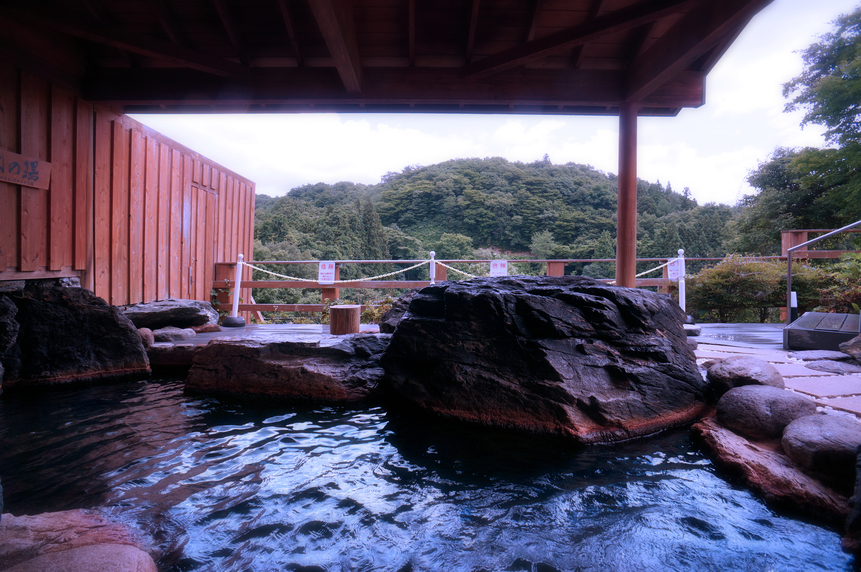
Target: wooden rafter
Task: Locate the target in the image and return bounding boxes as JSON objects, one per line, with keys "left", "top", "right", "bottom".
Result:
{"left": 466, "top": 0, "right": 481, "bottom": 63}
{"left": 212, "top": 0, "right": 250, "bottom": 66}
{"left": 461, "top": 0, "right": 701, "bottom": 79}
{"left": 408, "top": 0, "right": 416, "bottom": 66}
{"left": 149, "top": 0, "right": 187, "bottom": 46}
{"left": 0, "top": 7, "right": 248, "bottom": 78}
{"left": 277, "top": 0, "right": 304, "bottom": 66}
{"left": 525, "top": 0, "right": 545, "bottom": 43}
{"left": 570, "top": 0, "right": 608, "bottom": 68}
{"left": 307, "top": 0, "right": 363, "bottom": 94}
{"left": 625, "top": 0, "right": 773, "bottom": 102}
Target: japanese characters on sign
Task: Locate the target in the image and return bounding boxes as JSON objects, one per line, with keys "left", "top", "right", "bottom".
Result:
{"left": 318, "top": 261, "right": 336, "bottom": 284}
{"left": 667, "top": 258, "right": 682, "bottom": 281}
{"left": 489, "top": 260, "right": 508, "bottom": 277}
{"left": 0, "top": 150, "right": 52, "bottom": 190}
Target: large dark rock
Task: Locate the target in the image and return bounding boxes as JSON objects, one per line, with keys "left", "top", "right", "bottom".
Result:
{"left": 717, "top": 385, "right": 816, "bottom": 441}
{"left": 782, "top": 414, "right": 861, "bottom": 491}
{"left": 381, "top": 276, "right": 706, "bottom": 444}
{"left": 691, "top": 418, "right": 848, "bottom": 526}
{"left": 0, "top": 295, "right": 18, "bottom": 355}
{"left": 121, "top": 298, "right": 218, "bottom": 329}
{"left": 706, "top": 356, "right": 784, "bottom": 400}
{"left": 0, "top": 281, "right": 150, "bottom": 391}
{"left": 843, "top": 446, "right": 861, "bottom": 555}
{"left": 186, "top": 333, "right": 391, "bottom": 402}
{"left": 379, "top": 290, "right": 418, "bottom": 334}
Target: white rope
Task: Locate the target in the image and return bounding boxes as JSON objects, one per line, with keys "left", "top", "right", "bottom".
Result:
{"left": 244, "top": 259, "right": 430, "bottom": 283}
{"left": 435, "top": 261, "right": 479, "bottom": 279}
{"left": 606, "top": 259, "right": 676, "bottom": 285}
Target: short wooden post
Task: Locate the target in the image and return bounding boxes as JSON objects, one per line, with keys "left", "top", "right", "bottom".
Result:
{"left": 546, "top": 261, "right": 565, "bottom": 276}
{"left": 330, "top": 304, "right": 361, "bottom": 335}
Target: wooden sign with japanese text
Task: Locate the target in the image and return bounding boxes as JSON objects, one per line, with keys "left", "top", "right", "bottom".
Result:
{"left": 0, "top": 149, "right": 52, "bottom": 190}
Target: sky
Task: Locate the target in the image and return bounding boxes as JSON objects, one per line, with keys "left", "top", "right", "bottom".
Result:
{"left": 130, "top": 0, "right": 861, "bottom": 206}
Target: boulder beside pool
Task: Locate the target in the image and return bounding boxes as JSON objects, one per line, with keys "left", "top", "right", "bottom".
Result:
{"left": 381, "top": 276, "right": 706, "bottom": 444}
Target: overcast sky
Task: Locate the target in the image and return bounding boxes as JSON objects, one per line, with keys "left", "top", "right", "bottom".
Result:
{"left": 130, "top": 0, "right": 860, "bottom": 205}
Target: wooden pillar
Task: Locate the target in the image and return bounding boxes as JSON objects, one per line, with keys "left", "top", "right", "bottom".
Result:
{"left": 546, "top": 261, "right": 565, "bottom": 277}
{"left": 616, "top": 101, "right": 638, "bottom": 288}
{"left": 330, "top": 304, "right": 361, "bottom": 335}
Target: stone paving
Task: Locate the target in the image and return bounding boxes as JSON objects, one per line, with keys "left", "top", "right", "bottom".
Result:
{"left": 693, "top": 325, "right": 861, "bottom": 417}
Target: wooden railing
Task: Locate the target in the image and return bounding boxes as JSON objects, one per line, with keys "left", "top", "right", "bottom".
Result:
{"left": 212, "top": 258, "right": 682, "bottom": 317}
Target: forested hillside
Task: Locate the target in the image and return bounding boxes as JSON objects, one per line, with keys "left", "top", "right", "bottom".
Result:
{"left": 254, "top": 156, "right": 736, "bottom": 270}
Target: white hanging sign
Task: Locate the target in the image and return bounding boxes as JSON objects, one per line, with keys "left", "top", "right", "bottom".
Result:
{"left": 489, "top": 260, "right": 508, "bottom": 277}
{"left": 667, "top": 258, "right": 682, "bottom": 281}
{"left": 318, "top": 261, "right": 336, "bottom": 284}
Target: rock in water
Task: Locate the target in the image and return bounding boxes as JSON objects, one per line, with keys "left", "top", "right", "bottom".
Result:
{"left": 381, "top": 276, "right": 706, "bottom": 444}
{"left": 0, "top": 281, "right": 150, "bottom": 391}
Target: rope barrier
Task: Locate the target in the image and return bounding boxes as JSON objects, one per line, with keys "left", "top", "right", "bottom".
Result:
{"left": 244, "top": 259, "right": 430, "bottom": 283}
{"left": 435, "top": 260, "right": 480, "bottom": 279}
{"left": 606, "top": 259, "right": 675, "bottom": 285}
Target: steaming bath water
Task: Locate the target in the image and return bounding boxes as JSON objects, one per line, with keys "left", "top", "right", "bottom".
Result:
{"left": 0, "top": 378, "right": 853, "bottom": 571}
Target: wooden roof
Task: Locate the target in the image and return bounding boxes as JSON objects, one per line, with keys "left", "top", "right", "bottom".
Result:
{"left": 1, "top": 0, "right": 772, "bottom": 116}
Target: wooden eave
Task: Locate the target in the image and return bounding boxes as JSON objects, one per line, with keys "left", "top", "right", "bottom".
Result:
{"left": 0, "top": 0, "right": 773, "bottom": 116}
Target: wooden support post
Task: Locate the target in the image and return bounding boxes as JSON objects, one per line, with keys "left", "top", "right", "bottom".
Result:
{"left": 330, "top": 304, "right": 361, "bottom": 335}
{"left": 321, "top": 263, "right": 340, "bottom": 303}
{"left": 435, "top": 264, "right": 447, "bottom": 281}
{"left": 546, "top": 261, "right": 565, "bottom": 277}
{"left": 616, "top": 101, "right": 638, "bottom": 288}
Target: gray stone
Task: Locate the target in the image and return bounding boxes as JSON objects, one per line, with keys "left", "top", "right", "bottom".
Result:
{"left": 804, "top": 360, "right": 861, "bottom": 375}
{"left": 840, "top": 335, "right": 861, "bottom": 362}
{"left": 0, "top": 509, "right": 156, "bottom": 572}
{"left": 706, "top": 355, "right": 784, "bottom": 400}
{"left": 691, "top": 418, "right": 848, "bottom": 526}
{"left": 137, "top": 328, "right": 155, "bottom": 349}
{"left": 152, "top": 326, "right": 196, "bottom": 342}
{"left": 683, "top": 323, "right": 701, "bottom": 337}
{"left": 382, "top": 276, "right": 706, "bottom": 444}
{"left": 0, "top": 282, "right": 149, "bottom": 391}
{"left": 783, "top": 414, "right": 861, "bottom": 490}
{"left": 121, "top": 298, "right": 219, "bottom": 329}
{"left": 0, "top": 281, "right": 24, "bottom": 293}
{"left": 186, "top": 333, "right": 391, "bottom": 402}
{"left": 790, "top": 350, "right": 854, "bottom": 362}
{"left": 0, "top": 295, "right": 18, "bottom": 355}
{"left": 716, "top": 385, "right": 816, "bottom": 440}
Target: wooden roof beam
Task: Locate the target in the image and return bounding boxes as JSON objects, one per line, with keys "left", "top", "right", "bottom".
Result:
{"left": 308, "top": 0, "right": 363, "bottom": 94}
{"left": 277, "top": 0, "right": 304, "bottom": 66}
{"left": 0, "top": 7, "right": 249, "bottom": 78}
{"left": 149, "top": 0, "right": 187, "bottom": 46}
{"left": 466, "top": 0, "right": 481, "bottom": 63}
{"left": 212, "top": 0, "right": 250, "bottom": 66}
{"left": 461, "top": 0, "right": 701, "bottom": 79}
{"left": 525, "top": 0, "right": 545, "bottom": 43}
{"left": 625, "top": 0, "right": 773, "bottom": 102}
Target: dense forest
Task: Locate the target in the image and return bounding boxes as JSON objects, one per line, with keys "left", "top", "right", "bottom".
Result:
{"left": 254, "top": 156, "right": 736, "bottom": 271}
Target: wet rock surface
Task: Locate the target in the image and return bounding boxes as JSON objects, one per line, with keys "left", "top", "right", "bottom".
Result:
{"left": 840, "top": 335, "right": 861, "bottom": 361}
{"left": 782, "top": 414, "right": 861, "bottom": 490}
{"left": 790, "top": 350, "right": 854, "bottom": 362}
{"left": 691, "top": 418, "right": 849, "bottom": 526}
{"left": 0, "top": 281, "right": 149, "bottom": 391}
{"left": 186, "top": 333, "right": 391, "bottom": 402}
{"left": 121, "top": 298, "right": 219, "bottom": 329}
{"left": 379, "top": 290, "right": 418, "bottom": 334}
{"left": 0, "top": 509, "right": 156, "bottom": 572}
{"left": 381, "top": 276, "right": 706, "bottom": 444}
{"left": 705, "top": 355, "right": 784, "bottom": 400}
{"left": 716, "top": 385, "right": 816, "bottom": 440}
{"left": 844, "top": 448, "right": 861, "bottom": 554}
{"left": 804, "top": 360, "right": 861, "bottom": 375}
{"left": 152, "top": 326, "right": 196, "bottom": 342}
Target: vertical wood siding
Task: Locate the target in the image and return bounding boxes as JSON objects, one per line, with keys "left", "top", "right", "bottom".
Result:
{"left": 0, "top": 66, "right": 256, "bottom": 313}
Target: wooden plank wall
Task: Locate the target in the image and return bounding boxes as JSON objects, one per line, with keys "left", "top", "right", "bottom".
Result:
{"left": 0, "top": 65, "right": 256, "bottom": 311}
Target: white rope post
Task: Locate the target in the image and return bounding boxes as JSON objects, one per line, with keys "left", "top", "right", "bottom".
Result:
{"left": 223, "top": 253, "right": 246, "bottom": 327}
{"left": 429, "top": 251, "right": 436, "bottom": 285}
{"left": 677, "top": 249, "right": 686, "bottom": 313}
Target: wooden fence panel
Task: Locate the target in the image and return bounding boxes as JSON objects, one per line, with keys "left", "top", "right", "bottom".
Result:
{"left": 49, "top": 85, "right": 74, "bottom": 271}
{"left": 1, "top": 66, "right": 256, "bottom": 310}
{"left": 0, "top": 63, "right": 19, "bottom": 272}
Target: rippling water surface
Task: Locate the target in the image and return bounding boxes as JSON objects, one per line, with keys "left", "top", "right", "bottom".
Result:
{"left": 0, "top": 378, "right": 854, "bottom": 572}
